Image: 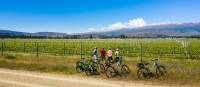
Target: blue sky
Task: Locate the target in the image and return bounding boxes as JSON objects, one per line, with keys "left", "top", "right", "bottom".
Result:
{"left": 0, "top": 0, "right": 200, "bottom": 34}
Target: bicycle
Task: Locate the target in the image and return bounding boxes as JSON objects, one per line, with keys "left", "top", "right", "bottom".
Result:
{"left": 84, "top": 59, "right": 99, "bottom": 76}
{"left": 75, "top": 58, "right": 87, "bottom": 72}
{"left": 137, "top": 59, "right": 166, "bottom": 79}
{"left": 98, "top": 56, "right": 119, "bottom": 74}
{"left": 105, "top": 57, "right": 130, "bottom": 78}
{"left": 95, "top": 59, "right": 106, "bottom": 73}
{"left": 75, "top": 58, "right": 99, "bottom": 75}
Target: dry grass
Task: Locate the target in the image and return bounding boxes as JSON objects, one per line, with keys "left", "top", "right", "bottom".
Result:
{"left": 0, "top": 52, "right": 200, "bottom": 86}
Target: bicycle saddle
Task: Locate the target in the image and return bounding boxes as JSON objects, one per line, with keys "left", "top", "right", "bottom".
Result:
{"left": 137, "top": 63, "right": 143, "bottom": 67}
{"left": 151, "top": 59, "right": 158, "bottom": 61}
{"left": 137, "top": 62, "right": 149, "bottom": 67}
{"left": 144, "top": 62, "right": 149, "bottom": 65}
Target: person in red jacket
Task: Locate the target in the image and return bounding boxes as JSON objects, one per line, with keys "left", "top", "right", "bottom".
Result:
{"left": 100, "top": 48, "right": 106, "bottom": 61}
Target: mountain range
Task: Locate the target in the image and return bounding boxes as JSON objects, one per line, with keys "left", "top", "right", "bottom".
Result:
{"left": 87, "top": 22, "right": 200, "bottom": 37}
{"left": 0, "top": 30, "right": 68, "bottom": 37}
{"left": 1, "top": 22, "right": 200, "bottom": 38}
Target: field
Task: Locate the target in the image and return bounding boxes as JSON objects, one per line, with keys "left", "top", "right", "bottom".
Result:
{"left": 0, "top": 38, "right": 200, "bottom": 86}
{"left": 1, "top": 38, "right": 200, "bottom": 58}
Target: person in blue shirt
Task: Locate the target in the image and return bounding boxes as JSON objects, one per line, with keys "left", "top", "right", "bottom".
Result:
{"left": 93, "top": 47, "right": 98, "bottom": 62}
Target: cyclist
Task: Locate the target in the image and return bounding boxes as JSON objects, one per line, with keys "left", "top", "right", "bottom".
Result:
{"left": 92, "top": 47, "right": 98, "bottom": 62}
{"left": 115, "top": 48, "right": 119, "bottom": 57}
{"left": 115, "top": 48, "right": 121, "bottom": 65}
{"left": 107, "top": 48, "right": 113, "bottom": 63}
{"left": 100, "top": 48, "right": 106, "bottom": 61}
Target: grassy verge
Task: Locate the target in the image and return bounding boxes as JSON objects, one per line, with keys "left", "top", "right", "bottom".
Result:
{"left": 0, "top": 53, "right": 199, "bottom": 86}
{"left": 0, "top": 53, "right": 78, "bottom": 74}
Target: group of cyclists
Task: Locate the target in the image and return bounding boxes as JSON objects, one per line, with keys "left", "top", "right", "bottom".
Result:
{"left": 76, "top": 47, "right": 166, "bottom": 79}
{"left": 92, "top": 47, "right": 121, "bottom": 65}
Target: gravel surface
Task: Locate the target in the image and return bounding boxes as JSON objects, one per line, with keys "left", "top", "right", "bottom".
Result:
{"left": 0, "top": 68, "right": 180, "bottom": 87}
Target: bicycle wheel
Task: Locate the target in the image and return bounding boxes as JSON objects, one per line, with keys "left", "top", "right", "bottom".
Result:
{"left": 85, "top": 70, "right": 91, "bottom": 76}
{"left": 76, "top": 61, "right": 83, "bottom": 66}
{"left": 76, "top": 61, "right": 83, "bottom": 72}
{"left": 137, "top": 67, "right": 150, "bottom": 79}
{"left": 99, "top": 64, "right": 106, "bottom": 73}
{"left": 85, "top": 65, "right": 92, "bottom": 76}
{"left": 156, "top": 65, "right": 166, "bottom": 78}
{"left": 91, "top": 62, "right": 98, "bottom": 71}
{"left": 76, "top": 66, "right": 82, "bottom": 73}
{"left": 106, "top": 66, "right": 116, "bottom": 78}
{"left": 121, "top": 65, "right": 130, "bottom": 76}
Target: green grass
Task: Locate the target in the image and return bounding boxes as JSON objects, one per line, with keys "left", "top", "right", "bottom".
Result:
{"left": 0, "top": 53, "right": 77, "bottom": 74}
{"left": 0, "top": 38, "right": 200, "bottom": 86}
{"left": 0, "top": 52, "right": 200, "bottom": 86}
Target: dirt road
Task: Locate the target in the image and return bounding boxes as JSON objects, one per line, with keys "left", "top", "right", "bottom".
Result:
{"left": 0, "top": 68, "right": 181, "bottom": 87}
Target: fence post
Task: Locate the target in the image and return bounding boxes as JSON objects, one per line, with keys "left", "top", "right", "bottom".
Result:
{"left": 63, "top": 42, "right": 65, "bottom": 55}
{"left": 157, "top": 49, "right": 161, "bottom": 59}
{"left": 140, "top": 42, "right": 143, "bottom": 62}
{"left": 187, "top": 43, "right": 192, "bottom": 59}
{"left": 133, "top": 48, "right": 135, "bottom": 57}
{"left": 1, "top": 42, "right": 3, "bottom": 56}
{"left": 13, "top": 41, "right": 16, "bottom": 51}
{"left": 80, "top": 39, "right": 83, "bottom": 58}
{"left": 37, "top": 42, "right": 39, "bottom": 57}
{"left": 35, "top": 42, "right": 39, "bottom": 57}
{"left": 23, "top": 42, "right": 26, "bottom": 53}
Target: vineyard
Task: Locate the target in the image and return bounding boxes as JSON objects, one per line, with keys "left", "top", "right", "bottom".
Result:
{"left": 0, "top": 38, "right": 200, "bottom": 59}
{"left": 0, "top": 38, "right": 200, "bottom": 86}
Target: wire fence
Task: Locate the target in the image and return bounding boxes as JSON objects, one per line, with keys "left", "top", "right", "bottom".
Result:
{"left": 0, "top": 39, "right": 200, "bottom": 59}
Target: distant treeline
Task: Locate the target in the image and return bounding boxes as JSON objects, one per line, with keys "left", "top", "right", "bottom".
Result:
{"left": 0, "top": 34, "right": 200, "bottom": 39}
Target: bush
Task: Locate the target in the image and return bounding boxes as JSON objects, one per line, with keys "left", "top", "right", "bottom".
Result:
{"left": 4, "top": 54, "right": 16, "bottom": 59}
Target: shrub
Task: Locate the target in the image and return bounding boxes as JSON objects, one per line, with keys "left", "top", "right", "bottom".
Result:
{"left": 4, "top": 54, "right": 16, "bottom": 59}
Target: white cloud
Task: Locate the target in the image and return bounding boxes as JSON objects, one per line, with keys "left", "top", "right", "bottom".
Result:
{"left": 86, "top": 17, "right": 147, "bottom": 32}
{"left": 85, "top": 18, "right": 199, "bottom": 33}
{"left": 126, "top": 18, "right": 146, "bottom": 28}
{"left": 84, "top": 27, "right": 96, "bottom": 33}
{"left": 108, "top": 22, "right": 126, "bottom": 30}
{"left": 106, "top": 18, "right": 146, "bottom": 31}
{"left": 88, "top": 27, "right": 95, "bottom": 31}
